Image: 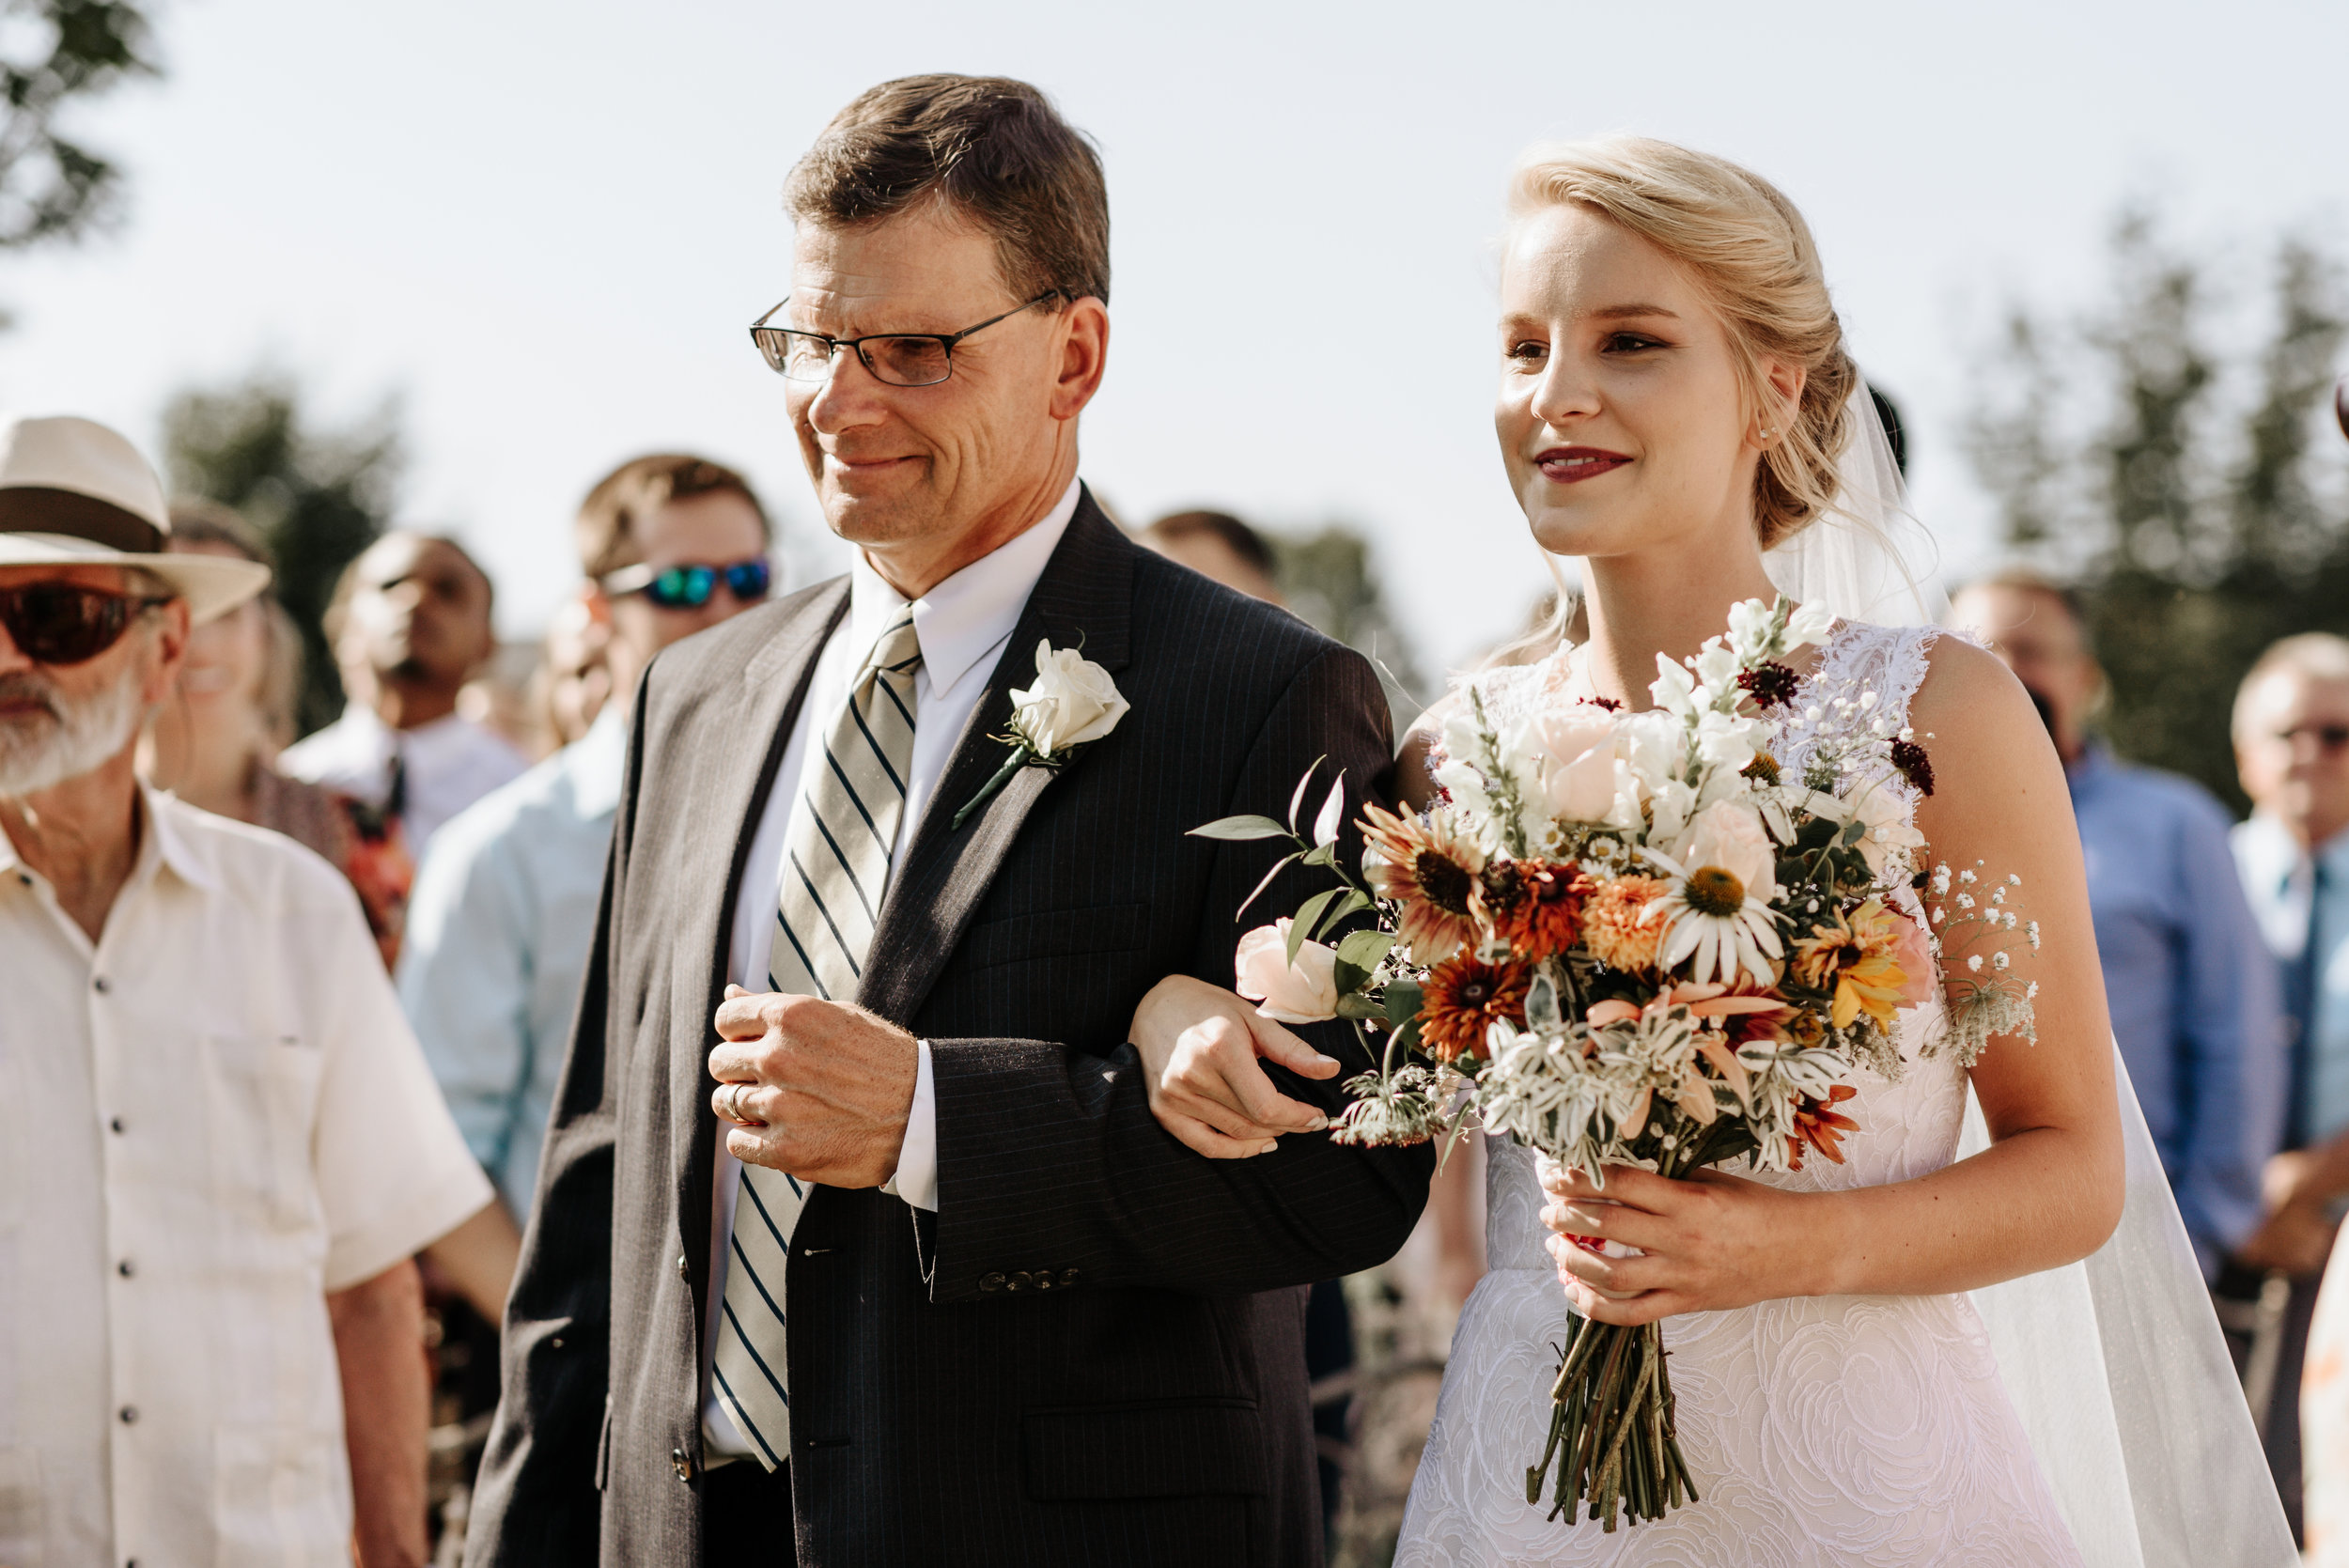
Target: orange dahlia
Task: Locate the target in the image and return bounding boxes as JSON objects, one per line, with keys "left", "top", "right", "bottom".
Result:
{"left": 1790, "top": 898, "right": 1910, "bottom": 1030}
{"left": 1788, "top": 1083, "right": 1861, "bottom": 1169}
{"left": 1361, "top": 801, "right": 1484, "bottom": 962}
{"left": 1417, "top": 954, "right": 1531, "bottom": 1063}
{"left": 1579, "top": 874, "right": 1671, "bottom": 974}
{"left": 1476, "top": 857, "right": 1583, "bottom": 960}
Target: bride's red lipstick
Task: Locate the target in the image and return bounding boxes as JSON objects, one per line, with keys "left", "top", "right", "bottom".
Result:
{"left": 1535, "top": 445, "right": 1631, "bottom": 484}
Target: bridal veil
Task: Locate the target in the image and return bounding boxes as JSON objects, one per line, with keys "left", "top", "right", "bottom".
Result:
{"left": 1759, "top": 384, "right": 2298, "bottom": 1566}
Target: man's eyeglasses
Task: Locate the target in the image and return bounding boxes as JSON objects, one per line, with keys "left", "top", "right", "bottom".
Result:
{"left": 2278, "top": 722, "right": 2349, "bottom": 753}
{"left": 600, "top": 557, "right": 771, "bottom": 611}
{"left": 0, "top": 582, "right": 172, "bottom": 665}
{"left": 748, "top": 292, "right": 1062, "bottom": 388}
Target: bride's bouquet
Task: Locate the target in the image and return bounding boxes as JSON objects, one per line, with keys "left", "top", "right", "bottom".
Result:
{"left": 1193, "top": 597, "right": 2039, "bottom": 1532}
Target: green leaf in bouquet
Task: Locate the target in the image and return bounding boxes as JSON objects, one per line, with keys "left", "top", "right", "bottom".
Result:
{"left": 1299, "top": 842, "right": 1337, "bottom": 868}
{"left": 1189, "top": 814, "right": 1294, "bottom": 841}
{"left": 1335, "top": 928, "right": 1395, "bottom": 971}
{"left": 1286, "top": 755, "right": 1328, "bottom": 833}
{"left": 1289, "top": 888, "right": 1341, "bottom": 963}
{"left": 1315, "top": 889, "right": 1374, "bottom": 939}
{"left": 1236, "top": 850, "right": 1302, "bottom": 919}
{"left": 1335, "top": 991, "right": 1386, "bottom": 1019}
{"left": 1385, "top": 979, "right": 1425, "bottom": 1029}
{"left": 1838, "top": 818, "right": 1866, "bottom": 847}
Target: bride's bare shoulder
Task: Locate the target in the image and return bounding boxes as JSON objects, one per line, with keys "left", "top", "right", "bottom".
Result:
{"left": 1397, "top": 691, "right": 1459, "bottom": 811}
{"left": 1908, "top": 632, "right": 2066, "bottom": 808}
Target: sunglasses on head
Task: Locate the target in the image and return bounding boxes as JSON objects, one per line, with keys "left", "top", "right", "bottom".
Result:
{"left": 600, "top": 557, "right": 771, "bottom": 611}
{"left": 0, "top": 582, "right": 173, "bottom": 665}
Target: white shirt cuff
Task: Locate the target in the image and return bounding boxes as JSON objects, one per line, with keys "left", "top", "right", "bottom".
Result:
{"left": 882, "top": 1039, "right": 939, "bottom": 1212}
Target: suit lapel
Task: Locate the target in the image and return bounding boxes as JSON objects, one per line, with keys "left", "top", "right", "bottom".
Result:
{"left": 672, "top": 579, "right": 850, "bottom": 1284}
{"left": 858, "top": 492, "right": 1134, "bottom": 1026}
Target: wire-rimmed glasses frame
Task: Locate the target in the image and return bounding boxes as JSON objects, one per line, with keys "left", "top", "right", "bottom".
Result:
{"left": 747, "top": 291, "right": 1064, "bottom": 388}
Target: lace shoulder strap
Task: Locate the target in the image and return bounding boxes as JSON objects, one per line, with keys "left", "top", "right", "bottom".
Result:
{"left": 1777, "top": 621, "right": 1944, "bottom": 825}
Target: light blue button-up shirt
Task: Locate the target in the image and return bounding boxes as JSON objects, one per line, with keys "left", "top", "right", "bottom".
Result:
{"left": 2233, "top": 812, "right": 2349, "bottom": 1157}
{"left": 396, "top": 707, "right": 628, "bottom": 1219}
{"left": 2070, "top": 745, "right": 2286, "bottom": 1274}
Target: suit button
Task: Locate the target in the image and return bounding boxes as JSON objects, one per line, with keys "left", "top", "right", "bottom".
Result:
{"left": 1034, "top": 1271, "right": 1053, "bottom": 1291}
{"left": 672, "top": 1447, "right": 692, "bottom": 1481}
{"left": 677, "top": 1254, "right": 690, "bottom": 1280}
{"left": 1008, "top": 1271, "right": 1033, "bottom": 1292}
{"left": 1062, "top": 1268, "right": 1080, "bottom": 1287}
{"left": 980, "top": 1272, "right": 1005, "bottom": 1293}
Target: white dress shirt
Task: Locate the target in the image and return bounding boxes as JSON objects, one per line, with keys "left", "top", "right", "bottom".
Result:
{"left": 281, "top": 704, "right": 528, "bottom": 866}
{"left": 0, "top": 789, "right": 492, "bottom": 1567}
{"left": 701, "top": 475, "right": 1080, "bottom": 1456}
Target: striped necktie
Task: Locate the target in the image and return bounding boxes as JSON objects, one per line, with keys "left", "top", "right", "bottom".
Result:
{"left": 712, "top": 610, "right": 922, "bottom": 1469}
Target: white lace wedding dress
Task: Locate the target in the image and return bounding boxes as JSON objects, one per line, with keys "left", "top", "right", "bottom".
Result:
{"left": 1395, "top": 620, "right": 2085, "bottom": 1566}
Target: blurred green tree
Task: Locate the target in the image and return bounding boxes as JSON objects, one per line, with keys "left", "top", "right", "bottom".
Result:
{"left": 1268, "top": 523, "right": 1429, "bottom": 723}
{"left": 163, "top": 373, "right": 404, "bottom": 736}
{"left": 1966, "top": 212, "right": 2349, "bottom": 812}
{"left": 0, "top": 0, "right": 159, "bottom": 255}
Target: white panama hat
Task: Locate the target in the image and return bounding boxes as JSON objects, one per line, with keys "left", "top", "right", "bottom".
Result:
{"left": 0, "top": 413, "right": 271, "bottom": 624}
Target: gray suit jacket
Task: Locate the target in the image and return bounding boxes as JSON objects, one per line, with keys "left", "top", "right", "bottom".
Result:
{"left": 464, "top": 493, "right": 1433, "bottom": 1567}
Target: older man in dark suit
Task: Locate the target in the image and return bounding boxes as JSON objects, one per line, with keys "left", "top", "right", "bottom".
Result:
{"left": 463, "top": 75, "right": 1430, "bottom": 1568}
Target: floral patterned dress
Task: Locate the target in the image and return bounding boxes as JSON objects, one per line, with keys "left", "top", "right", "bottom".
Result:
{"left": 1394, "top": 621, "right": 2082, "bottom": 1567}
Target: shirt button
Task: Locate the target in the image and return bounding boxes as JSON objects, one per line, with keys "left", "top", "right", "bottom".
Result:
{"left": 979, "top": 1272, "right": 1005, "bottom": 1293}
{"left": 118, "top": 1405, "right": 138, "bottom": 1424}
{"left": 671, "top": 1447, "right": 693, "bottom": 1481}
{"left": 109, "top": 1116, "right": 126, "bottom": 1135}
{"left": 117, "top": 1258, "right": 134, "bottom": 1278}
{"left": 92, "top": 975, "right": 110, "bottom": 994}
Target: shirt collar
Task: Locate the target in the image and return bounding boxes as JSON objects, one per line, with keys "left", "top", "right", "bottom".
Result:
{"left": 0, "top": 784, "right": 218, "bottom": 894}
{"left": 2243, "top": 810, "right": 2349, "bottom": 887}
{"left": 846, "top": 475, "right": 1083, "bottom": 692}
{"left": 567, "top": 705, "right": 630, "bottom": 819}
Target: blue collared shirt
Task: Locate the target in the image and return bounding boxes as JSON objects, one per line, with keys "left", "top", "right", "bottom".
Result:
{"left": 395, "top": 707, "right": 628, "bottom": 1219}
{"left": 2233, "top": 812, "right": 2349, "bottom": 1158}
{"left": 2070, "top": 744, "right": 2286, "bottom": 1274}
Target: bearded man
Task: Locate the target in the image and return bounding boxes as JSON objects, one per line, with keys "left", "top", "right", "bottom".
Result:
{"left": 0, "top": 415, "right": 495, "bottom": 1566}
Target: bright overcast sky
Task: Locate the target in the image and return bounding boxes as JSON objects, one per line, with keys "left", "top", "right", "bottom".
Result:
{"left": 0, "top": 0, "right": 2341, "bottom": 675}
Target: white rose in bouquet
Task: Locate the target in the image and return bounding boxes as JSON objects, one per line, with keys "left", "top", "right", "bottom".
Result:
{"left": 1530, "top": 707, "right": 1620, "bottom": 822}
{"left": 1011, "top": 642, "right": 1130, "bottom": 754}
{"left": 1235, "top": 920, "right": 1341, "bottom": 1023}
{"left": 1674, "top": 798, "right": 1779, "bottom": 901}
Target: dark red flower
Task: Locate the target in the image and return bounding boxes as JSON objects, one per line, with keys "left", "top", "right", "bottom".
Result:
{"left": 1737, "top": 660, "right": 1800, "bottom": 712}
{"left": 1890, "top": 738, "right": 1935, "bottom": 797}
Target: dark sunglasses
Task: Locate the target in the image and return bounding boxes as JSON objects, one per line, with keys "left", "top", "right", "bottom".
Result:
{"left": 2279, "top": 722, "right": 2349, "bottom": 753}
{"left": 600, "top": 557, "right": 771, "bottom": 610}
{"left": 0, "top": 582, "right": 172, "bottom": 665}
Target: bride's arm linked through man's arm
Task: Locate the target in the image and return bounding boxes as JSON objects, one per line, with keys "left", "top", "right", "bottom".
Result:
{"left": 1141, "top": 643, "right": 2129, "bottom": 1325}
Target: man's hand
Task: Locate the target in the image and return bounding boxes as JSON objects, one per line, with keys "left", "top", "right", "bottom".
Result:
{"left": 709, "top": 986, "right": 918, "bottom": 1188}
{"left": 1132, "top": 974, "right": 1339, "bottom": 1158}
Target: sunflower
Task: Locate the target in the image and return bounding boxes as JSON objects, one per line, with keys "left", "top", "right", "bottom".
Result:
{"left": 1788, "top": 1083, "right": 1861, "bottom": 1168}
{"left": 1475, "top": 857, "right": 1583, "bottom": 960}
{"left": 1581, "top": 875, "right": 1670, "bottom": 973}
{"left": 1790, "top": 898, "right": 1909, "bottom": 1030}
{"left": 1648, "top": 863, "right": 1784, "bottom": 989}
{"left": 1361, "top": 801, "right": 1484, "bottom": 963}
{"left": 1417, "top": 954, "right": 1531, "bottom": 1063}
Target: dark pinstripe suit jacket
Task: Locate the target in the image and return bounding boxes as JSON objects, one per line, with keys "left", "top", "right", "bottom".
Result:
{"left": 464, "top": 492, "right": 1433, "bottom": 1567}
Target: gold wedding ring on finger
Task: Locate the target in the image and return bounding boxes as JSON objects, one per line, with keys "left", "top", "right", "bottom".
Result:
{"left": 714, "top": 1082, "right": 752, "bottom": 1126}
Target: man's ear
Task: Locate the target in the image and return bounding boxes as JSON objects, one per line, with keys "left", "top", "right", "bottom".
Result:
{"left": 1049, "top": 296, "right": 1111, "bottom": 423}
{"left": 142, "top": 599, "right": 193, "bottom": 708}
{"left": 582, "top": 581, "right": 614, "bottom": 628}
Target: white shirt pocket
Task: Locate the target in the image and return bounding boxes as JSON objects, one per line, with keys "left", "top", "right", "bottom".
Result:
{"left": 198, "top": 1032, "right": 327, "bottom": 1233}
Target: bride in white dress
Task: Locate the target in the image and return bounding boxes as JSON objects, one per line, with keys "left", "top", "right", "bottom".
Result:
{"left": 1131, "top": 134, "right": 2295, "bottom": 1566}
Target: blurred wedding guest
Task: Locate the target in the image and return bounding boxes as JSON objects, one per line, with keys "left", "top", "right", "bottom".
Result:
{"left": 2232, "top": 630, "right": 2349, "bottom": 1539}
{"left": 0, "top": 414, "right": 493, "bottom": 1566}
{"left": 398, "top": 454, "right": 772, "bottom": 1223}
{"left": 1139, "top": 506, "right": 1285, "bottom": 604}
{"left": 1952, "top": 570, "right": 2284, "bottom": 1278}
{"left": 532, "top": 592, "right": 614, "bottom": 752}
{"left": 281, "top": 528, "right": 526, "bottom": 865}
{"left": 139, "top": 500, "right": 413, "bottom": 964}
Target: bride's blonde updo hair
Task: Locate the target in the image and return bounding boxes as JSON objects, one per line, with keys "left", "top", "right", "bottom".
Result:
{"left": 1507, "top": 135, "right": 1856, "bottom": 550}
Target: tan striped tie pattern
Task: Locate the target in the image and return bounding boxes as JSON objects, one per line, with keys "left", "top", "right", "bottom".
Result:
{"left": 712, "top": 610, "right": 921, "bottom": 1468}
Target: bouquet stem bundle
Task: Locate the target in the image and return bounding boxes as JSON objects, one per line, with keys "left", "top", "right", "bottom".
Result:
{"left": 1530, "top": 1317, "right": 1692, "bottom": 1530}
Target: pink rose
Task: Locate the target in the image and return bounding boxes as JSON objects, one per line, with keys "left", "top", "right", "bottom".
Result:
{"left": 1235, "top": 920, "right": 1342, "bottom": 1024}
{"left": 1530, "top": 707, "right": 1619, "bottom": 823}
{"left": 1887, "top": 905, "right": 1937, "bottom": 1006}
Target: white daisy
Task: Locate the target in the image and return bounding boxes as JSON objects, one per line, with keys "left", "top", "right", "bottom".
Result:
{"left": 1641, "top": 851, "right": 1784, "bottom": 988}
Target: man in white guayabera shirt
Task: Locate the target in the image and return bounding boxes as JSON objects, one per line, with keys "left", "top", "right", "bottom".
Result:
{"left": 0, "top": 414, "right": 494, "bottom": 1566}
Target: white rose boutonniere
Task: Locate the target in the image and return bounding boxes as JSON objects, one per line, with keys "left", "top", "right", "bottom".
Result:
{"left": 952, "top": 638, "right": 1131, "bottom": 829}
